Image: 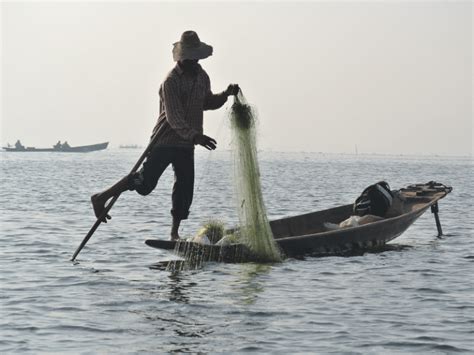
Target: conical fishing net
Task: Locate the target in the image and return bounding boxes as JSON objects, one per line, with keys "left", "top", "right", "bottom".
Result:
{"left": 163, "top": 91, "right": 281, "bottom": 271}
{"left": 229, "top": 91, "right": 282, "bottom": 262}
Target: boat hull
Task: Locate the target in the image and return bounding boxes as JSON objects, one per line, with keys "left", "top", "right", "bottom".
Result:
{"left": 145, "top": 182, "right": 452, "bottom": 261}
{"left": 276, "top": 204, "right": 428, "bottom": 257}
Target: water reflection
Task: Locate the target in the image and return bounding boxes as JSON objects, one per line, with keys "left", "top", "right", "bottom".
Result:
{"left": 151, "top": 260, "right": 273, "bottom": 306}
{"left": 232, "top": 263, "right": 272, "bottom": 305}
{"left": 132, "top": 271, "right": 213, "bottom": 352}
{"left": 142, "top": 268, "right": 196, "bottom": 304}
{"left": 166, "top": 272, "right": 193, "bottom": 304}
{"left": 360, "top": 243, "right": 413, "bottom": 255}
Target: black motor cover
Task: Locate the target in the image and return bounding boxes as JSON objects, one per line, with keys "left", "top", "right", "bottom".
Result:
{"left": 353, "top": 181, "right": 394, "bottom": 217}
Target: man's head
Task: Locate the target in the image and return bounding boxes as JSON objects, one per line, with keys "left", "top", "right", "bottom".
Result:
{"left": 172, "top": 31, "right": 213, "bottom": 62}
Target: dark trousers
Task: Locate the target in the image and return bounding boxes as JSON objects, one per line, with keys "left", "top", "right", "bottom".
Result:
{"left": 129, "top": 146, "right": 194, "bottom": 220}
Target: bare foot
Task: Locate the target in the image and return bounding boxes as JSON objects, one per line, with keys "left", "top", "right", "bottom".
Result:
{"left": 91, "top": 193, "right": 111, "bottom": 223}
{"left": 171, "top": 217, "right": 181, "bottom": 241}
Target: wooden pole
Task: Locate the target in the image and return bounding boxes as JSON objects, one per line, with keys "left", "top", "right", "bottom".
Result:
{"left": 431, "top": 202, "right": 443, "bottom": 238}
{"left": 71, "top": 131, "right": 162, "bottom": 261}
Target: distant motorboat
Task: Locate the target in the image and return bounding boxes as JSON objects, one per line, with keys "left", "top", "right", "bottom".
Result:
{"left": 119, "top": 144, "right": 143, "bottom": 149}
{"left": 2, "top": 141, "right": 109, "bottom": 153}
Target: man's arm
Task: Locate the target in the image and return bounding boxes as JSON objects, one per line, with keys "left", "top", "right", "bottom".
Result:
{"left": 203, "top": 73, "right": 239, "bottom": 110}
{"left": 162, "top": 78, "right": 199, "bottom": 142}
{"left": 204, "top": 90, "right": 228, "bottom": 111}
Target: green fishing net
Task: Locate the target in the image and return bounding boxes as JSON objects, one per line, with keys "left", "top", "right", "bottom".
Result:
{"left": 166, "top": 91, "right": 282, "bottom": 271}
{"left": 229, "top": 91, "right": 282, "bottom": 262}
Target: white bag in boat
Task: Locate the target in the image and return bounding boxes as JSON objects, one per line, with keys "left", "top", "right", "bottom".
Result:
{"left": 191, "top": 233, "right": 211, "bottom": 245}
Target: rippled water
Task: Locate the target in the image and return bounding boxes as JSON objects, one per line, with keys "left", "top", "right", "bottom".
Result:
{"left": 1, "top": 150, "right": 473, "bottom": 353}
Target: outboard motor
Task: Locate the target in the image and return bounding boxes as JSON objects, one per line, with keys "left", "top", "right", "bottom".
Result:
{"left": 353, "top": 181, "right": 394, "bottom": 217}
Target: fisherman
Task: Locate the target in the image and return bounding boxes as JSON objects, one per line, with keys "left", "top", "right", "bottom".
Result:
{"left": 54, "top": 141, "right": 62, "bottom": 150}
{"left": 62, "top": 141, "right": 70, "bottom": 149}
{"left": 91, "top": 30, "right": 239, "bottom": 240}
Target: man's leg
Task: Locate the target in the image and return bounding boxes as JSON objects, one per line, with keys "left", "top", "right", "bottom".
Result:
{"left": 170, "top": 148, "right": 195, "bottom": 240}
{"left": 91, "top": 176, "right": 130, "bottom": 222}
{"left": 91, "top": 146, "right": 172, "bottom": 222}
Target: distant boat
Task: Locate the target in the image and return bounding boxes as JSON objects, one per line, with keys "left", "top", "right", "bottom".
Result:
{"left": 2, "top": 142, "right": 109, "bottom": 153}
{"left": 119, "top": 144, "right": 142, "bottom": 149}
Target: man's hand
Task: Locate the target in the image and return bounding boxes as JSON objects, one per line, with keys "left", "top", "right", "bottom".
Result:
{"left": 193, "top": 134, "right": 217, "bottom": 150}
{"left": 225, "top": 84, "right": 240, "bottom": 97}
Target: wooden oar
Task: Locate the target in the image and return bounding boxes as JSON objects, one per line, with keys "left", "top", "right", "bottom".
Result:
{"left": 71, "top": 130, "right": 162, "bottom": 261}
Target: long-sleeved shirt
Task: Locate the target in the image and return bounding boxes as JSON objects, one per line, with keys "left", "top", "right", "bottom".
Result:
{"left": 152, "top": 63, "right": 228, "bottom": 147}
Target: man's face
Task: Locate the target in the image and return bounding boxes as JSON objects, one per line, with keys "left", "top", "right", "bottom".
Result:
{"left": 179, "top": 59, "right": 199, "bottom": 72}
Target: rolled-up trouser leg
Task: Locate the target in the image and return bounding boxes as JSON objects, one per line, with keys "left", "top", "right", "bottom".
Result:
{"left": 129, "top": 146, "right": 172, "bottom": 195}
{"left": 171, "top": 148, "right": 195, "bottom": 220}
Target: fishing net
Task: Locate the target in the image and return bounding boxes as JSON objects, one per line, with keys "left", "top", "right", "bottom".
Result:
{"left": 164, "top": 91, "right": 282, "bottom": 272}
{"left": 229, "top": 91, "right": 282, "bottom": 262}
{"left": 164, "top": 219, "right": 251, "bottom": 271}
{"left": 166, "top": 220, "right": 225, "bottom": 271}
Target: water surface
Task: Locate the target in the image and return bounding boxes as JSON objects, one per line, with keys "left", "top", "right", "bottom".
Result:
{"left": 1, "top": 150, "right": 473, "bottom": 353}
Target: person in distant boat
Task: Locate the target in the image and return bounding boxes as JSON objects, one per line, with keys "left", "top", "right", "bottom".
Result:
{"left": 62, "top": 141, "right": 70, "bottom": 149}
{"left": 54, "top": 141, "right": 62, "bottom": 150}
{"left": 15, "top": 140, "right": 25, "bottom": 150}
{"left": 91, "top": 30, "right": 239, "bottom": 240}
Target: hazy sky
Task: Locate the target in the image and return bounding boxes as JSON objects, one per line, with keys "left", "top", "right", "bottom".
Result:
{"left": 1, "top": 1, "right": 472, "bottom": 155}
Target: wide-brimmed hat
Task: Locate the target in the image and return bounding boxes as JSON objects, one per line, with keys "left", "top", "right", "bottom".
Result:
{"left": 172, "top": 31, "right": 213, "bottom": 61}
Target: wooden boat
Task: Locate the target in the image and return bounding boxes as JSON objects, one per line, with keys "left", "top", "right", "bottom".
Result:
{"left": 2, "top": 142, "right": 108, "bottom": 152}
{"left": 145, "top": 182, "right": 452, "bottom": 262}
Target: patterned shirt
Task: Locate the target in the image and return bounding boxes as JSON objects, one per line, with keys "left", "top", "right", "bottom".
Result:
{"left": 153, "top": 63, "right": 228, "bottom": 147}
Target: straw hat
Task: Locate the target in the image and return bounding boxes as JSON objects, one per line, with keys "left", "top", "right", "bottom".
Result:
{"left": 172, "top": 31, "right": 213, "bottom": 61}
